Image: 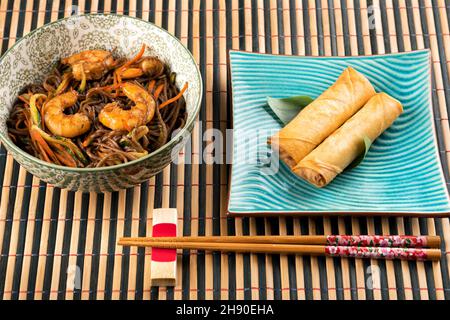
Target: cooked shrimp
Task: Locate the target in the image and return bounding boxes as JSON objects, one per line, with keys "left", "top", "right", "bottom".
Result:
{"left": 99, "top": 82, "right": 156, "bottom": 131}
{"left": 44, "top": 91, "right": 91, "bottom": 138}
{"left": 61, "top": 50, "right": 116, "bottom": 81}
{"left": 120, "top": 57, "right": 165, "bottom": 79}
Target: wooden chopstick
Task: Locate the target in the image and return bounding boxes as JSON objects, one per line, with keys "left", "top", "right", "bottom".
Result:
{"left": 117, "top": 240, "right": 441, "bottom": 261}
{"left": 119, "top": 235, "right": 440, "bottom": 248}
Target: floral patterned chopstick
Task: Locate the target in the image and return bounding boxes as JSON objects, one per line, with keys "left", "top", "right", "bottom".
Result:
{"left": 324, "top": 235, "right": 439, "bottom": 248}
{"left": 118, "top": 239, "right": 441, "bottom": 261}
{"left": 325, "top": 246, "right": 440, "bottom": 261}
{"left": 119, "top": 235, "right": 441, "bottom": 248}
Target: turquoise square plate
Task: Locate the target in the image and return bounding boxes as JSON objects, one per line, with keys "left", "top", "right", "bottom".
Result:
{"left": 228, "top": 50, "right": 450, "bottom": 216}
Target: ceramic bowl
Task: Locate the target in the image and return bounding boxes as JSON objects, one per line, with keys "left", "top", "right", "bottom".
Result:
{"left": 0, "top": 14, "right": 202, "bottom": 192}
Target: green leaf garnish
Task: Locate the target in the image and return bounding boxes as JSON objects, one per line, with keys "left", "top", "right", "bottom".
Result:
{"left": 267, "top": 95, "right": 314, "bottom": 124}
{"left": 345, "top": 136, "right": 372, "bottom": 171}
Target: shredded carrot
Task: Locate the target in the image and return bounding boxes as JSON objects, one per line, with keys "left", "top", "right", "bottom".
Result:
{"left": 54, "top": 152, "right": 77, "bottom": 167}
{"left": 115, "top": 44, "right": 146, "bottom": 82}
{"left": 115, "top": 70, "right": 122, "bottom": 85}
{"left": 87, "top": 83, "right": 120, "bottom": 99}
{"left": 154, "top": 83, "right": 165, "bottom": 100}
{"left": 159, "top": 82, "right": 188, "bottom": 109}
{"left": 113, "top": 70, "right": 118, "bottom": 86}
{"left": 148, "top": 80, "right": 156, "bottom": 93}
{"left": 113, "top": 44, "right": 146, "bottom": 97}
{"left": 95, "top": 83, "right": 121, "bottom": 92}
{"left": 117, "top": 44, "right": 146, "bottom": 73}
{"left": 112, "top": 72, "right": 122, "bottom": 98}
{"left": 82, "top": 136, "right": 94, "bottom": 148}
{"left": 51, "top": 142, "right": 65, "bottom": 153}
{"left": 30, "top": 128, "right": 57, "bottom": 163}
{"left": 18, "top": 95, "right": 29, "bottom": 105}
{"left": 36, "top": 143, "right": 52, "bottom": 163}
{"left": 52, "top": 144, "right": 77, "bottom": 167}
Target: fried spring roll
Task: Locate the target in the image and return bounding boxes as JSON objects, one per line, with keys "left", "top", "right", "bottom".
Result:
{"left": 293, "top": 92, "right": 403, "bottom": 187}
{"left": 269, "top": 67, "right": 376, "bottom": 167}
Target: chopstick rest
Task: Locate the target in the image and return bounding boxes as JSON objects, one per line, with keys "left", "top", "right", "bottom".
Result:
{"left": 150, "top": 208, "right": 178, "bottom": 287}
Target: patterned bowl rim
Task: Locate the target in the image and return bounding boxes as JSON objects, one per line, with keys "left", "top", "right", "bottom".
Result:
{"left": 0, "top": 13, "right": 203, "bottom": 172}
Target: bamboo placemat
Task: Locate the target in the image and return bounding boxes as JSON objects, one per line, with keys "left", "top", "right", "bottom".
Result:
{"left": 0, "top": 0, "right": 450, "bottom": 300}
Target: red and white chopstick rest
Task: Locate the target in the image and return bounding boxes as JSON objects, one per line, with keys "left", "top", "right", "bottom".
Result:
{"left": 150, "top": 208, "right": 178, "bottom": 287}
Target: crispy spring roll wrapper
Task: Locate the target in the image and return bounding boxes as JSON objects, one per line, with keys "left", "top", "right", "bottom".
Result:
{"left": 269, "top": 67, "right": 376, "bottom": 167}
{"left": 293, "top": 92, "right": 403, "bottom": 187}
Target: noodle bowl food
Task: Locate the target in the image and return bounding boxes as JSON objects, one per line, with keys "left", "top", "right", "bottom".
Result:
{"left": 0, "top": 14, "right": 201, "bottom": 192}
{"left": 7, "top": 44, "right": 188, "bottom": 168}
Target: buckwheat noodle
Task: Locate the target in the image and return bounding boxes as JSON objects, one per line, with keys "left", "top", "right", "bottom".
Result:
{"left": 7, "top": 50, "right": 187, "bottom": 168}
